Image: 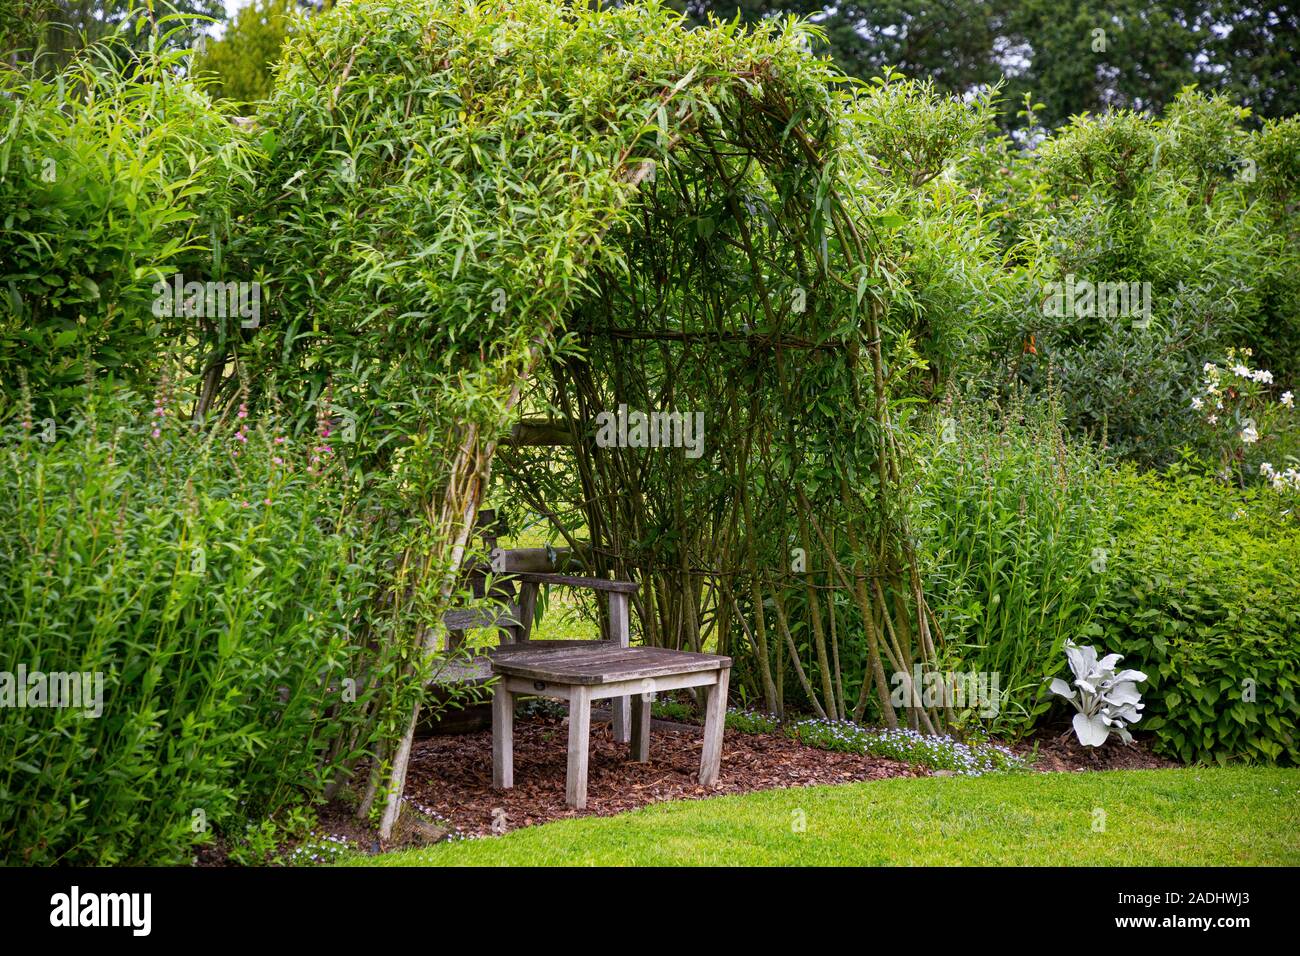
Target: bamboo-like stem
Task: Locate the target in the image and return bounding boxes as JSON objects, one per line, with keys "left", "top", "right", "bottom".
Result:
{"left": 795, "top": 499, "right": 838, "bottom": 720}
{"left": 769, "top": 577, "right": 827, "bottom": 720}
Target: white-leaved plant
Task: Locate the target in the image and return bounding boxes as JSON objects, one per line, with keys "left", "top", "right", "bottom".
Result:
{"left": 1049, "top": 641, "right": 1147, "bottom": 746}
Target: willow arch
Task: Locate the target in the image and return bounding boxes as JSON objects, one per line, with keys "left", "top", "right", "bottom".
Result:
{"left": 235, "top": 0, "right": 944, "bottom": 839}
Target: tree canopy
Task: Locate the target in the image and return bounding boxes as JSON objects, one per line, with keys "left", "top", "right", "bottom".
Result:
{"left": 674, "top": 1, "right": 1300, "bottom": 127}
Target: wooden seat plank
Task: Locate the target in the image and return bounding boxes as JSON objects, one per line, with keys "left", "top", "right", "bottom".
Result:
{"left": 491, "top": 646, "right": 730, "bottom": 684}
{"left": 489, "top": 639, "right": 617, "bottom": 659}
{"left": 442, "top": 605, "right": 521, "bottom": 630}
{"left": 511, "top": 572, "right": 639, "bottom": 594}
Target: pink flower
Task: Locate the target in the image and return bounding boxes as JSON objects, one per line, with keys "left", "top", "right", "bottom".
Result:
{"left": 151, "top": 428, "right": 161, "bottom": 438}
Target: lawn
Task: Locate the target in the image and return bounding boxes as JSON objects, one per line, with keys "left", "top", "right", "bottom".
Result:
{"left": 357, "top": 767, "right": 1300, "bottom": 866}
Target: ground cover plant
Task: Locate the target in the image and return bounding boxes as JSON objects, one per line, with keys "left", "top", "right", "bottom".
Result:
{"left": 1094, "top": 467, "right": 1300, "bottom": 765}
{"left": 726, "top": 710, "right": 1023, "bottom": 774}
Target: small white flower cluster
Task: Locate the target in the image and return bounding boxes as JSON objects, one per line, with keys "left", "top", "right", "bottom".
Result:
{"left": 726, "top": 709, "right": 1024, "bottom": 776}
{"left": 1200, "top": 352, "right": 1280, "bottom": 395}
{"left": 1260, "top": 462, "right": 1300, "bottom": 492}
{"left": 1196, "top": 350, "right": 1293, "bottom": 445}
{"left": 287, "top": 832, "right": 354, "bottom": 866}
{"left": 401, "top": 795, "right": 475, "bottom": 841}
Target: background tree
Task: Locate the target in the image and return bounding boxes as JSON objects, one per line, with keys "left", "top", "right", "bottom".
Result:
{"left": 193, "top": 0, "right": 312, "bottom": 107}
{"left": 669, "top": 0, "right": 1005, "bottom": 94}
{"left": 674, "top": 1, "right": 1300, "bottom": 128}
{"left": 3, "top": 1, "right": 223, "bottom": 72}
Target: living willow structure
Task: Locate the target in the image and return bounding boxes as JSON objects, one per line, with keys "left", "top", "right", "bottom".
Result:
{"left": 233, "top": 0, "right": 968, "bottom": 840}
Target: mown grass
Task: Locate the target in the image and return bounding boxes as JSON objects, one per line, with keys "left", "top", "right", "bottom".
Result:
{"left": 352, "top": 767, "right": 1300, "bottom": 866}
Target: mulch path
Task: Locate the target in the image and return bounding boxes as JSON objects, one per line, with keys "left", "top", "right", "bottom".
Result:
{"left": 400, "top": 712, "right": 927, "bottom": 840}
{"left": 211, "top": 712, "right": 1180, "bottom": 859}
{"left": 384, "top": 712, "right": 1180, "bottom": 845}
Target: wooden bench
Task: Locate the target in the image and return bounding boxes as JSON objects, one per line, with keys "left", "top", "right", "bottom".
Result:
{"left": 490, "top": 645, "right": 732, "bottom": 809}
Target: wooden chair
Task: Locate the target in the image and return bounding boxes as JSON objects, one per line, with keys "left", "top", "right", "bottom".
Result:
{"left": 439, "top": 510, "right": 635, "bottom": 742}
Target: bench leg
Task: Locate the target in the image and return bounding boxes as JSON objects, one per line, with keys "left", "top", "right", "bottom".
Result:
{"left": 492, "top": 682, "right": 513, "bottom": 789}
{"left": 699, "top": 667, "right": 729, "bottom": 786}
{"left": 611, "top": 696, "right": 630, "bottom": 744}
{"left": 630, "top": 692, "right": 652, "bottom": 762}
{"left": 566, "top": 686, "right": 591, "bottom": 810}
{"left": 607, "top": 591, "right": 631, "bottom": 743}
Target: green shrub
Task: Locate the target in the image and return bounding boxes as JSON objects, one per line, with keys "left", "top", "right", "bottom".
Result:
{"left": 0, "top": 381, "right": 401, "bottom": 864}
{"left": 992, "top": 90, "right": 1300, "bottom": 469}
{"left": 0, "top": 40, "right": 252, "bottom": 407}
{"left": 1095, "top": 467, "right": 1300, "bottom": 764}
{"left": 910, "top": 390, "right": 1121, "bottom": 735}
{"left": 1187, "top": 348, "right": 1300, "bottom": 488}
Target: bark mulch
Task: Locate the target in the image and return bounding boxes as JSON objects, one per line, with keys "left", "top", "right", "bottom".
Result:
{"left": 400, "top": 712, "right": 927, "bottom": 840}
{"left": 390, "top": 713, "right": 1181, "bottom": 844}
{"left": 1015, "top": 721, "right": 1178, "bottom": 772}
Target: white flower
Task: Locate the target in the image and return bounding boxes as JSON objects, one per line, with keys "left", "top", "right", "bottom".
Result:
{"left": 1232, "top": 364, "right": 1252, "bottom": 378}
{"left": 1241, "top": 424, "right": 1259, "bottom": 444}
{"left": 1253, "top": 369, "right": 1274, "bottom": 384}
{"left": 1191, "top": 396, "right": 1204, "bottom": 410}
{"left": 1203, "top": 362, "right": 1217, "bottom": 373}
{"left": 1207, "top": 414, "right": 1219, "bottom": 425}
{"left": 1261, "top": 462, "right": 1275, "bottom": 477}
{"left": 1231, "top": 509, "right": 1246, "bottom": 520}
{"left": 1282, "top": 391, "right": 1295, "bottom": 408}
{"left": 1271, "top": 468, "right": 1300, "bottom": 492}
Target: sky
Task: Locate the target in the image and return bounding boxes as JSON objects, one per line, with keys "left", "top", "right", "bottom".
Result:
{"left": 211, "top": 0, "right": 254, "bottom": 39}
